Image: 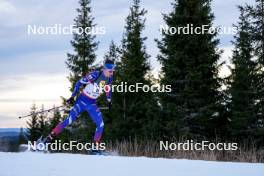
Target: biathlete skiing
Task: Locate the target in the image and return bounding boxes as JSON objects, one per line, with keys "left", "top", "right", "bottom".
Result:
{"left": 39, "top": 59, "right": 115, "bottom": 153}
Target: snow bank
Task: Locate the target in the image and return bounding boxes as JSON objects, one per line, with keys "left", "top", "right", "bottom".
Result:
{"left": 0, "top": 152, "right": 263, "bottom": 176}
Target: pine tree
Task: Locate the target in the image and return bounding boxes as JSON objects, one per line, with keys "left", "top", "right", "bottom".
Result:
{"left": 64, "top": 0, "right": 98, "bottom": 143}
{"left": 112, "top": 0, "right": 160, "bottom": 140}
{"left": 228, "top": 6, "right": 257, "bottom": 137}
{"left": 26, "top": 103, "right": 40, "bottom": 142}
{"left": 156, "top": 0, "right": 223, "bottom": 138}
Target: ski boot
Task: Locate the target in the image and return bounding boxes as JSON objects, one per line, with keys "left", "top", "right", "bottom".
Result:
{"left": 89, "top": 141, "right": 103, "bottom": 155}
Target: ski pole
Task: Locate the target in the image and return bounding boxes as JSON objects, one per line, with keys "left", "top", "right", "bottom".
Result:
{"left": 18, "top": 106, "right": 109, "bottom": 119}
{"left": 98, "top": 106, "right": 109, "bottom": 110}
{"left": 18, "top": 105, "right": 65, "bottom": 119}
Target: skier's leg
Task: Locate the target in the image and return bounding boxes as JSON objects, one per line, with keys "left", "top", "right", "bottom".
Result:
{"left": 85, "top": 103, "right": 104, "bottom": 143}
{"left": 51, "top": 100, "right": 85, "bottom": 136}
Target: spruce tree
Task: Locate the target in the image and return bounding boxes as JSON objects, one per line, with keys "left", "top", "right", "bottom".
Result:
{"left": 228, "top": 6, "right": 257, "bottom": 137}
{"left": 38, "top": 105, "right": 48, "bottom": 136}
{"left": 104, "top": 41, "right": 120, "bottom": 63}
{"left": 26, "top": 103, "right": 40, "bottom": 142}
{"left": 64, "top": 0, "right": 98, "bottom": 143}
{"left": 246, "top": 0, "right": 264, "bottom": 135}
{"left": 113, "top": 0, "right": 160, "bottom": 140}
{"left": 247, "top": 0, "right": 264, "bottom": 65}
{"left": 157, "top": 0, "right": 223, "bottom": 138}
{"left": 48, "top": 106, "right": 63, "bottom": 131}
{"left": 99, "top": 41, "right": 121, "bottom": 140}
{"left": 66, "top": 0, "right": 97, "bottom": 81}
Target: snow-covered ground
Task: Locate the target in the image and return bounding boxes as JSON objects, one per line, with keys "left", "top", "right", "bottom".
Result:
{"left": 0, "top": 152, "right": 263, "bottom": 176}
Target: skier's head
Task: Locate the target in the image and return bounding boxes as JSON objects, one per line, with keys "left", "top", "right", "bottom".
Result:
{"left": 103, "top": 59, "right": 115, "bottom": 77}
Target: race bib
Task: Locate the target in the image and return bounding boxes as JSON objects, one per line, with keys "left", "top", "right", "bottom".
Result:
{"left": 82, "top": 82, "right": 102, "bottom": 99}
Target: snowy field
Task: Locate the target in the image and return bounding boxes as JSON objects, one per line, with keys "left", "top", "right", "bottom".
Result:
{"left": 0, "top": 152, "right": 263, "bottom": 176}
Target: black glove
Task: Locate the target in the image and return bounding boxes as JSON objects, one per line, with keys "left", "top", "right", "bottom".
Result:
{"left": 66, "top": 97, "right": 75, "bottom": 104}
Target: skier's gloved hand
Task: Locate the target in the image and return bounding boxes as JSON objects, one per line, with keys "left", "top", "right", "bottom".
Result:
{"left": 66, "top": 97, "right": 75, "bottom": 104}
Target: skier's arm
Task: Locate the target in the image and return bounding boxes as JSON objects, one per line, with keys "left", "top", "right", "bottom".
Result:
{"left": 71, "top": 71, "right": 99, "bottom": 97}
{"left": 71, "top": 79, "right": 84, "bottom": 98}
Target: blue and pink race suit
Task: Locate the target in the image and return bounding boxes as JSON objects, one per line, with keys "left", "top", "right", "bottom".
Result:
{"left": 52, "top": 71, "right": 112, "bottom": 142}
